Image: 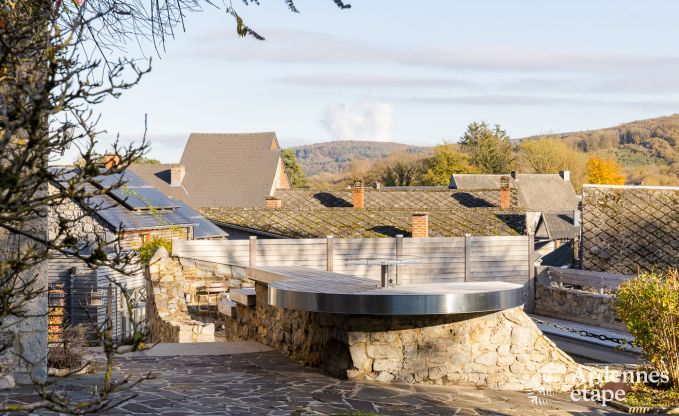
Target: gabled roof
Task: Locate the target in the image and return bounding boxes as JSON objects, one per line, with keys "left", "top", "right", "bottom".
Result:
{"left": 49, "top": 167, "right": 227, "bottom": 238}
{"left": 535, "top": 212, "right": 578, "bottom": 240}
{"left": 450, "top": 173, "right": 578, "bottom": 212}
{"left": 450, "top": 174, "right": 514, "bottom": 190}
{"left": 130, "top": 132, "right": 286, "bottom": 208}
{"left": 201, "top": 207, "right": 525, "bottom": 238}
{"left": 273, "top": 188, "right": 517, "bottom": 210}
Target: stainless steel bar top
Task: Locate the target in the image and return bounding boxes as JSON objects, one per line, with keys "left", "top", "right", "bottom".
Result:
{"left": 249, "top": 266, "right": 524, "bottom": 315}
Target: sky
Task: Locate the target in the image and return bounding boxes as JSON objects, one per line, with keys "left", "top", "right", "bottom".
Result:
{"left": 91, "top": 0, "right": 679, "bottom": 162}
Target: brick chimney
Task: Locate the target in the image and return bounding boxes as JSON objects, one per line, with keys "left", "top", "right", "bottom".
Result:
{"left": 500, "top": 175, "right": 511, "bottom": 209}
{"left": 411, "top": 213, "right": 429, "bottom": 238}
{"left": 559, "top": 170, "right": 571, "bottom": 182}
{"left": 102, "top": 154, "right": 120, "bottom": 169}
{"left": 170, "top": 164, "right": 185, "bottom": 187}
{"left": 265, "top": 197, "right": 282, "bottom": 209}
{"left": 353, "top": 180, "right": 364, "bottom": 209}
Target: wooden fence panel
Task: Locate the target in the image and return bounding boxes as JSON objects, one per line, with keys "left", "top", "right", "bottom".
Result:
{"left": 173, "top": 236, "right": 531, "bottom": 284}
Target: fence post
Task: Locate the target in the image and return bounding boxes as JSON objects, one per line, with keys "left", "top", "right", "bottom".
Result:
{"left": 249, "top": 236, "right": 257, "bottom": 267}
{"left": 326, "top": 235, "right": 334, "bottom": 272}
{"left": 69, "top": 273, "right": 75, "bottom": 323}
{"left": 464, "top": 234, "right": 472, "bottom": 282}
{"left": 527, "top": 233, "right": 536, "bottom": 312}
{"left": 395, "top": 234, "right": 403, "bottom": 285}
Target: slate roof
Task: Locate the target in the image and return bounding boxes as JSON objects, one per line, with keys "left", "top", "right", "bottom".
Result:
{"left": 450, "top": 174, "right": 514, "bottom": 190}
{"left": 273, "top": 188, "right": 518, "bottom": 210}
{"left": 201, "top": 207, "right": 525, "bottom": 238}
{"left": 50, "top": 167, "right": 227, "bottom": 238}
{"left": 535, "top": 212, "right": 578, "bottom": 240}
{"left": 581, "top": 185, "right": 679, "bottom": 274}
{"left": 129, "top": 132, "right": 287, "bottom": 209}
{"left": 450, "top": 173, "right": 578, "bottom": 213}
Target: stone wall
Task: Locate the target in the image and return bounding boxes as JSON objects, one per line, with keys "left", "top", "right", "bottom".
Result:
{"left": 47, "top": 183, "right": 112, "bottom": 243}
{"left": 145, "top": 248, "right": 214, "bottom": 343}
{"left": 176, "top": 258, "right": 250, "bottom": 306}
{"left": 224, "top": 282, "right": 601, "bottom": 392}
{"left": 534, "top": 272, "right": 625, "bottom": 332}
{"left": 1, "top": 189, "right": 49, "bottom": 386}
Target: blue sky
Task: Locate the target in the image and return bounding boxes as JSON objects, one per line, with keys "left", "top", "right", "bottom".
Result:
{"left": 93, "top": 0, "right": 679, "bottom": 162}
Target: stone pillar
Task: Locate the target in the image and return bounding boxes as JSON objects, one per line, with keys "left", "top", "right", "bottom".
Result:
{"left": 411, "top": 213, "right": 429, "bottom": 238}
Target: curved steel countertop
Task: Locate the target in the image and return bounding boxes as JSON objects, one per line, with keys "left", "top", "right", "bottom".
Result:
{"left": 250, "top": 266, "right": 525, "bottom": 315}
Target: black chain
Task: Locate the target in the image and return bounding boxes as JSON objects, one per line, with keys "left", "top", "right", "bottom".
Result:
{"left": 531, "top": 317, "right": 631, "bottom": 346}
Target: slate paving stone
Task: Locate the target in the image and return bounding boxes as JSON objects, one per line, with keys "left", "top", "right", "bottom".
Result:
{"left": 0, "top": 349, "right": 623, "bottom": 415}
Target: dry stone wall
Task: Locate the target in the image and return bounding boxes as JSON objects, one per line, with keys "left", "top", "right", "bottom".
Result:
{"left": 145, "top": 248, "right": 214, "bottom": 343}
{"left": 224, "top": 282, "right": 601, "bottom": 392}
{"left": 145, "top": 249, "right": 254, "bottom": 342}
{"left": 535, "top": 276, "right": 625, "bottom": 332}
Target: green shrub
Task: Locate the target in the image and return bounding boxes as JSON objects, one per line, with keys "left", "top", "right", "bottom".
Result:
{"left": 616, "top": 269, "right": 679, "bottom": 389}
{"left": 137, "top": 237, "right": 172, "bottom": 264}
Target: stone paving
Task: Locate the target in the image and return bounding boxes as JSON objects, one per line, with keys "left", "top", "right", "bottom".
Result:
{"left": 1, "top": 348, "right": 622, "bottom": 415}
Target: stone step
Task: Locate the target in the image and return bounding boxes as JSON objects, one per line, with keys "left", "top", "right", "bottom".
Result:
{"left": 229, "top": 288, "right": 256, "bottom": 307}
{"left": 218, "top": 299, "right": 238, "bottom": 318}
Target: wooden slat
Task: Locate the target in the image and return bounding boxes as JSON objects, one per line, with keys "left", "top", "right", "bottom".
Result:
{"left": 546, "top": 267, "right": 632, "bottom": 290}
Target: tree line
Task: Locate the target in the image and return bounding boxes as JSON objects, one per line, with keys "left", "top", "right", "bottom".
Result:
{"left": 296, "top": 122, "right": 627, "bottom": 190}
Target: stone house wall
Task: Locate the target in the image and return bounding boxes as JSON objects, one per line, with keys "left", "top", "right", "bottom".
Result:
{"left": 224, "top": 282, "right": 601, "bottom": 392}
{"left": 47, "top": 183, "right": 112, "bottom": 243}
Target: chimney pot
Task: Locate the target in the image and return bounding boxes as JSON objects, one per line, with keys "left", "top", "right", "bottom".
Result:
{"left": 102, "top": 154, "right": 120, "bottom": 169}
{"left": 500, "top": 175, "right": 511, "bottom": 209}
{"left": 171, "top": 165, "right": 185, "bottom": 187}
{"left": 510, "top": 170, "right": 517, "bottom": 180}
{"left": 265, "top": 197, "right": 282, "bottom": 209}
{"left": 559, "top": 170, "right": 571, "bottom": 182}
{"left": 353, "top": 180, "right": 365, "bottom": 209}
{"left": 411, "top": 213, "right": 429, "bottom": 238}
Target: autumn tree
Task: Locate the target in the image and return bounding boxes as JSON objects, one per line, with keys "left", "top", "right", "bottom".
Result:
{"left": 281, "top": 149, "right": 308, "bottom": 188}
{"left": 586, "top": 157, "right": 626, "bottom": 185}
{"left": 517, "top": 137, "right": 588, "bottom": 188}
{"left": 459, "top": 122, "right": 514, "bottom": 174}
{"left": 421, "top": 143, "right": 475, "bottom": 186}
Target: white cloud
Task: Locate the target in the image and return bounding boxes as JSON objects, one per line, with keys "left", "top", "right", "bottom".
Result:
{"left": 320, "top": 98, "right": 394, "bottom": 141}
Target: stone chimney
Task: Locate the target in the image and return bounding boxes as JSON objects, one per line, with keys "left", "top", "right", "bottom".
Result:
{"left": 353, "top": 180, "right": 364, "bottom": 209}
{"left": 411, "top": 213, "right": 429, "bottom": 238}
{"left": 500, "top": 175, "right": 511, "bottom": 209}
{"left": 102, "top": 154, "right": 120, "bottom": 169}
{"left": 265, "top": 197, "right": 282, "bottom": 209}
{"left": 170, "top": 165, "right": 185, "bottom": 187}
{"left": 559, "top": 170, "right": 571, "bottom": 182}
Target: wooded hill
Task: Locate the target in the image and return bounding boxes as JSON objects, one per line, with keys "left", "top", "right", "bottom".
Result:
{"left": 291, "top": 140, "right": 430, "bottom": 177}
{"left": 529, "top": 113, "right": 679, "bottom": 185}
{"left": 288, "top": 114, "right": 679, "bottom": 187}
